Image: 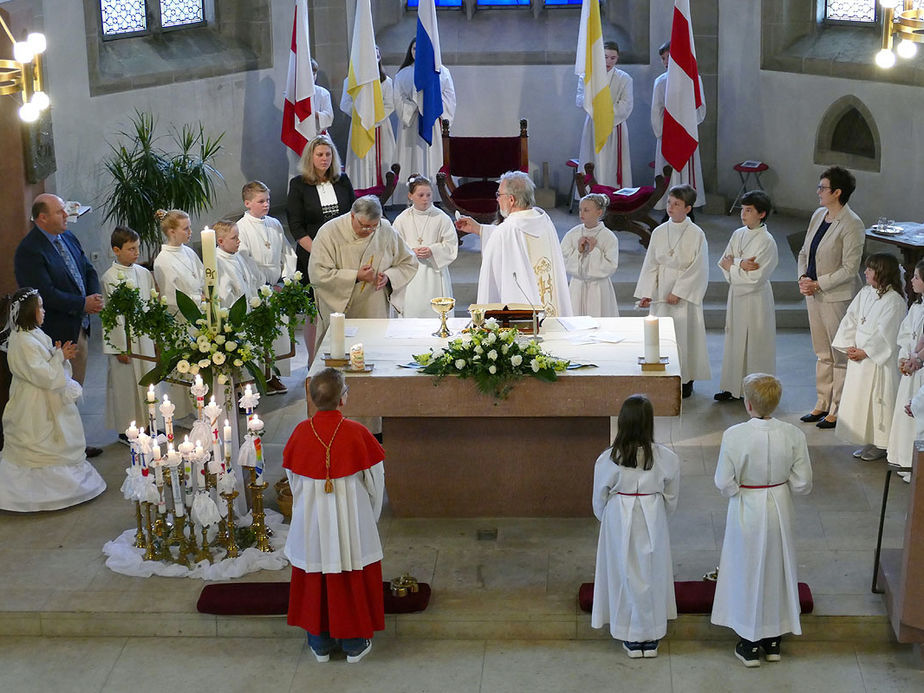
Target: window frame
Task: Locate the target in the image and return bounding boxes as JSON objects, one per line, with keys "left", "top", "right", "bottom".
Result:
{"left": 100, "top": 0, "right": 207, "bottom": 42}
{"left": 822, "top": 0, "right": 879, "bottom": 26}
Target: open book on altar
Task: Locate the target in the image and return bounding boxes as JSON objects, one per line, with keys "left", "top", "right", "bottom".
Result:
{"left": 470, "top": 303, "right": 543, "bottom": 331}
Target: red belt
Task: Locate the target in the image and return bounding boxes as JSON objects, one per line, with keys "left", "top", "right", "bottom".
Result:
{"left": 617, "top": 492, "right": 656, "bottom": 496}
{"left": 740, "top": 482, "right": 785, "bottom": 489}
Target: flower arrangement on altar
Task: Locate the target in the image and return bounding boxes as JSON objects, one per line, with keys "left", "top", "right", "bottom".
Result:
{"left": 100, "top": 270, "right": 315, "bottom": 393}
{"left": 412, "top": 318, "right": 569, "bottom": 400}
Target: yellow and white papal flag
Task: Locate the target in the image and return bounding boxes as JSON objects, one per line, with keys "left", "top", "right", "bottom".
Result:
{"left": 347, "top": 0, "right": 384, "bottom": 159}
{"left": 574, "top": 0, "right": 614, "bottom": 154}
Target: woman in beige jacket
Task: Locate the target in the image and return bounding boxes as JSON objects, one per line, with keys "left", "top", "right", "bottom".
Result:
{"left": 797, "top": 166, "right": 865, "bottom": 429}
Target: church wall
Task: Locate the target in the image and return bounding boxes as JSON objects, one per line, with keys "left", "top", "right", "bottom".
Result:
{"left": 717, "top": 0, "right": 924, "bottom": 223}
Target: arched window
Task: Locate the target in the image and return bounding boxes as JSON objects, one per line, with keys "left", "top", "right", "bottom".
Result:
{"left": 814, "top": 95, "right": 881, "bottom": 172}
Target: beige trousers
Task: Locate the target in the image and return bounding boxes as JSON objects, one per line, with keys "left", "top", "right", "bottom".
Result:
{"left": 71, "top": 329, "right": 89, "bottom": 386}
{"left": 806, "top": 294, "right": 849, "bottom": 417}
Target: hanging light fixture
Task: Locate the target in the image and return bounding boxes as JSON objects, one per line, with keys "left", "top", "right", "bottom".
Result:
{"left": 876, "top": 1, "right": 924, "bottom": 68}
{"left": 0, "top": 15, "right": 48, "bottom": 121}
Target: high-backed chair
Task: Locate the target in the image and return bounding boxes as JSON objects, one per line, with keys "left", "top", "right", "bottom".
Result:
{"left": 575, "top": 163, "right": 673, "bottom": 248}
{"left": 436, "top": 118, "right": 529, "bottom": 225}
{"left": 353, "top": 163, "right": 401, "bottom": 208}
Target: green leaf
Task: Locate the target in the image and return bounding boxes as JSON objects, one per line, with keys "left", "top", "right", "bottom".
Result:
{"left": 243, "top": 360, "right": 267, "bottom": 395}
{"left": 175, "top": 290, "right": 204, "bottom": 325}
{"left": 228, "top": 294, "right": 248, "bottom": 325}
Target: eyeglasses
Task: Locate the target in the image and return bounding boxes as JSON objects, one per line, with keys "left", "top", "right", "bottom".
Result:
{"left": 495, "top": 191, "right": 512, "bottom": 199}
{"left": 353, "top": 216, "right": 379, "bottom": 232}
{"left": 817, "top": 185, "right": 831, "bottom": 192}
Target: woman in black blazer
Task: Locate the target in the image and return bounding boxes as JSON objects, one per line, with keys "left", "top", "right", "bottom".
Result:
{"left": 287, "top": 135, "right": 354, "bottom": 359}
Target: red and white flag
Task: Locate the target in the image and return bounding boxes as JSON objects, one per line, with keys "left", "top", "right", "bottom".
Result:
{"left": 662, "top": 0, "right": 702, "bottom": 173}
{"left": 281, "top": 0, "right": 315, "bottom": 156}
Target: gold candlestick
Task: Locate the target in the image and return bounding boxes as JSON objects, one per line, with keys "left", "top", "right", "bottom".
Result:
{"left": 142, "top": 502, "right": 157, "bottom": 561}
{"left": 133, "top": 500, "right": 146, "bottom": 548}
{"left": 222, "top": 490, "right": 241, "bottom": 558}
{"left": 194, "top": 523, "right": 213, "bottom": 564}
{"left": 249, "top": 480, "right": 272, "bottom": 553}
{"left": 167, "top": 514, "right": 192, "bottom": 568}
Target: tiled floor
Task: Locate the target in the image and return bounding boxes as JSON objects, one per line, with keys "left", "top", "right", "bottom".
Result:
{"left": 1, "top": 209, "right": 921, "bottom": 688}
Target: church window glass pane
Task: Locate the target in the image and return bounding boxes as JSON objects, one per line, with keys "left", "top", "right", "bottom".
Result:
{"left": 100, "top": 0, "right": 148, "bottom": 36}
{"left": 160, "top": 0, "right": 205, "bottom": 28}
{"left": 477, "top": 1, "right": 531, "bottom": 5}
{"left": 824, "top": 1, "right": 877, "bottom": 23}
{"left": 406, "top": 1, "right": 463, "bottom": 7}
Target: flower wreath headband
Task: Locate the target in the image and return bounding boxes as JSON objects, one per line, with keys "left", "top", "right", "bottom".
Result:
{"left": 0, "top": 288, "right": 40, "bottom": 351}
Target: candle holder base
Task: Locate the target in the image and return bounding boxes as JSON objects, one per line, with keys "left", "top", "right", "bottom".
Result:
{"left": 133, "top": 501, "right": 146, "bottom": 548}
{"left": 323, "top": 353, "right": 349, "bottom": 367}
{"left": 638, "top": 356, "right": 668, "bottom": 371}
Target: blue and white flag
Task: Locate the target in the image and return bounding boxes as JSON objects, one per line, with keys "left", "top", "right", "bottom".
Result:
{"left": 414, "top": 0, "right": 443, "bottom": 145}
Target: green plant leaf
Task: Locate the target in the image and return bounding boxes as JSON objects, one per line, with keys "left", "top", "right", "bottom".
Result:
{"left": 228, "top": 294, "right": 248, "bottom": 325}
{"left": 175, "top": 290, "right": 204, "bottom": 325}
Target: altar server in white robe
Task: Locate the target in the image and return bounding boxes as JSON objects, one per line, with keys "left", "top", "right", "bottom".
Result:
{"left": 214, "top": 221, "right": 260, "bottom": 310}
{"left": 340, "top": 47, "right": 397, "bottom": 194}
{"left": 716, "top": 191, "right": 778, "bottom": 401}
{"left": 457, "top": 171, "right": 573, "bottom": 318}
{"left": 300, "top": 58, "right": 334, "bottom": 141}
{"left": 832, "top": 253, "right": 906, "bottom": 459}
{"left": 0, "top": 289, "right": 106, "bottom": 511}
{"left": 887, "top": 260, "right": 924, "bottom": 472}
{"left": 651, "top": 42, "right": 706, "bottom": 209}
{"left": 712, "top": 374, "right": 812, "bottom": 667}
{"left": 576, "top": 41, "right": 633, "bottom": 189}
{"left": 393, "top": 38, "right": 456, "bottom": 201}
{"left": 634, "top": 184, "right": 710, "bottom": 397}
{"left": 392, "top": 174, "right": 458, "bottom": 318}
{"left": 561, "top": 193, "right": 619, "bottom": 317}
{"left": 152, "top": 209, "right": 203, "bottom": 419}
{"left": 101, "top": 227, "right": 159, "bottom": 433}
{"left": 309, "top": 196, "right": 418, "bottom": 340}
{"left": 592, "top": 394, "right": 678, "bottom": 658}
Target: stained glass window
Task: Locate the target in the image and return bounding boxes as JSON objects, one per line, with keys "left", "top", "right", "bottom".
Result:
{"left": 160, "top": 0, "right": 205, "bottom": 28}
{"left": 825, "top": 0, "right": 877, "bottom": 23}
{"left": 406, "top": 1, "right": 464, "bottom": 7}
{"left": 477, "top": 0, "right": 531, "bottom": 5}
{"left": 101, "top": 0, "right": 148, "bottom": 37}
{"left": 545, "top": 0, "right": 583, "bottom": 5}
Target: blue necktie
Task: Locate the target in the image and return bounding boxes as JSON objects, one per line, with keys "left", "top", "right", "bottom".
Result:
{"left": 54, "top": 236, "right": 89, "bottom": 330}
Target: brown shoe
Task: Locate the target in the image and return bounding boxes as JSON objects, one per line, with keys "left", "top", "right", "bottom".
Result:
{"left": 266, "top": 376, "right": 288, "bottom": 395}
{"left": 85, "top": 446, "right": 103, "bottom": 458}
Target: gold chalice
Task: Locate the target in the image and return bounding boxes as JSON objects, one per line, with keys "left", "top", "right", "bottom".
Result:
{"left": 431, "top": 297, "right": 455, "bottom": 338}
{"left": 469, "top": 305, "right": 486, "bottom": 331}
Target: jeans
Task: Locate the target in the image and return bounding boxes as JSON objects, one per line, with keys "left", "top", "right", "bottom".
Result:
{"left": 307, "top": 631, "right": 368, "bottom": 656}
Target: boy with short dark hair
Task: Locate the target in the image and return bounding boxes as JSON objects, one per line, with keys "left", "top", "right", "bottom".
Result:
{"left": 283, "top": 368, "right": 386, "bottom": 663}
{"left": 715, "top": 191, "right": 779, "bottom": 401}
{"left": 101, "top": 226, "right": 158, "bottom": 440}
{"left": 711, "top": 373, "right": 813, "bottom": 667}
{"left": 634, "top": 184, "right": 711, "bottom": 398}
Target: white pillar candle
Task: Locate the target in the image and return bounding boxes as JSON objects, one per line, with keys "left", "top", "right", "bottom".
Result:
{"left": 201, "top": 226, "right": 217, "bottom": 287}
{"left": 147, "top": 384, "right": 156, "bottom": 403}
{"left": 167, "top": 446, "right": 185, "bottom": 517}
{"left": 330, "top": 312, "right": 346, "bottom": 357}
{"left": 644, "top": 315, "right": 660, "bottom": 364}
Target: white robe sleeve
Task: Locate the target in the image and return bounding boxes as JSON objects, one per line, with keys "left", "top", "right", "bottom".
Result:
{"left": 831, "top": 290, "right": 863, "bottom": 351}
{"left": 651, "top": 76, "right": 665, "bottom": 138}
{"left": 592, "top": 452, "right": 614, "bottom": 522}
{"left": 314, "top": 86, "right": 334, "bottom": 132}
{"left": 633, "top": 235, "right": 661, "bottom": 300}
{"left": 561, "top": 228, "right": 582, "bottom": 277}
{"left": 660, "top": 448, "right": 680, "bottom": 517}
{"left": 671, "top": 231, "right": 709, "bottom": 304}
{"left": 440, "top": 68, "right": 456, "bottom": 126}
{"left": 308, "top": 230, "right": 360, "bottom": 316}
{"left": 381, "top": 229, "right": 419, "bottom": 294}
{"left": 612, "top": 72, "right": 633, "bottom": 126}
{"left": 381, "top": 76, "right": 396, "bottom": 120}
{"left": 579, "top": 230, "right": 620, "bottom": 281}
{"left": 787, "top": 429, "right": 813, "bottom": 496}
{"left": 860, "top": 293, "right": 906, "bottom": 366}
{"left": 361, "top": 460, "right": 385, "bottom": 522}
{"left": 724, "top": 231, "right": 779, "bottom": 289}
{"left": 425, "top": 212, "right": 459, "bottom": 271}
{"left": 714, "top": 430, "right": 741, "bottom": 499}
{"left": 339, "top": 77, "right": 353, "bottom": 115}
{"left": 13, "top": 334, "right": 68, "bottom": 391}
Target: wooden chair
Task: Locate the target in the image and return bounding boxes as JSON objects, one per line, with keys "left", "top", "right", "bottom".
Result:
{"left": 575, "top": 163, "right": 673, "bottom": 248}
{"left": 353, "top": 163, "right": 401, "bottom": 208}
{"left": 436, "top": 118, "right": 529, "bottom": 225}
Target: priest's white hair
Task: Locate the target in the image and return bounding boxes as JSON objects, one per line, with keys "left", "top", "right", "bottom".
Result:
{"left": 500, "top": 171, "right": 535, "bottom": 210}
{"left": 352, "top": 195, "right": 383, "bottom": 221}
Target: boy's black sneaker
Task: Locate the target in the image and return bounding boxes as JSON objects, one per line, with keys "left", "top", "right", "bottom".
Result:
{"left": 759, "top": 637, "right": 781, "bottom": 662}
{"left": 622, "top": 641, "right": 645, "bottom": 659}
{"left": 735, "top": 639, "right": 760, "bottom": 668}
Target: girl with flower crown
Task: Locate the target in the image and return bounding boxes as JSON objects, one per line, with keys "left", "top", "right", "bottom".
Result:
{"left": 391, "top": 174, "right": 457, "bottom": 318}
{"left": 0, "top": 288, "right": 106, "bottom": 511}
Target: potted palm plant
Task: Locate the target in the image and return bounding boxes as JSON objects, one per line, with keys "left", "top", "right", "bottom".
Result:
{"left": 101, "top": 110, "right": 224, "bottom": 262}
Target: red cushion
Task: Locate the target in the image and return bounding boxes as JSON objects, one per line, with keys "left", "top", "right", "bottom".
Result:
{"left": 354, "top": 185, "right": 386, "bottom": 198}
{"left": 734, "top": 162, "right": 769, "bottom": 173}
{"left": 578, "top": 581, "right": 813, "bottom": 614}
{"left": 447, "top": 137, "right": 524, "bottom": 178}
{"left": 589, "top": 185, "right": 656, "bottom": 211}
{"left": 449, "top": 180, "right": 501, "bottom": 215}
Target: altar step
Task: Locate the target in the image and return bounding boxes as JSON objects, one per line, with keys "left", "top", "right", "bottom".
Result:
{"left": 0, "top": 608, "right": 891, "bottom": 642}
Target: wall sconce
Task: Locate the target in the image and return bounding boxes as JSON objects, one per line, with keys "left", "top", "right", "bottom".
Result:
{"left": 876, "top": 1, "right": 924, "bottom": 69}
{"left": 0, "top": 15, "right": 48, "bottom": 122}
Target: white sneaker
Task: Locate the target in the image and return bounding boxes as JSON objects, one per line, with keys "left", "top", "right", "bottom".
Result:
{"left": 346, "top": 640, "right": 372, "bottom": 663}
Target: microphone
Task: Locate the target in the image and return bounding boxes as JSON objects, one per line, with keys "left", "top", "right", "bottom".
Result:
{"left": 512, "top": 271, "right": 540, "bottom": 337}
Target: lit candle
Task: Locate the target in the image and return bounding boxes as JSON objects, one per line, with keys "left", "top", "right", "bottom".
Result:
{"left": 159, "top": 395, "right": 175, "bottom": 444}
{"left": 147, "top": 384, "right": 156, "bottom": 403}
{"left": 126, "top": 420, "right": 138, "bottom": 440}
{"left": 223, "top": 419, "right": 233, "bottom": 471}
{"left": 330, "top": 312, "right": 346, "bottom": 358}
{"left": 201, "top": 226, "right": 217, "bottom": 288}
{"left": 643, "top": 315, "right": 660, "bottom": 364}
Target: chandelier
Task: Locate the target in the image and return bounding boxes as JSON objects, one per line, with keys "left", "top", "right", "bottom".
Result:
{"left": 0, "top": 14, "right": 48, "bottom": 122}
{"left": 876, "top": 1, "right": 924, "bottom": 68}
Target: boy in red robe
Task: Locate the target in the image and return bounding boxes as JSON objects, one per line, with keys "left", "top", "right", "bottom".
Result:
{"left": 284, "top": 367, "right": 386, "bottom": 663}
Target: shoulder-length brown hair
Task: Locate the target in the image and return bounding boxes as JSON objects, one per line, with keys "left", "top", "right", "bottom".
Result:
{"left": 298, "top": 135, "right": 342, "bottom": 185}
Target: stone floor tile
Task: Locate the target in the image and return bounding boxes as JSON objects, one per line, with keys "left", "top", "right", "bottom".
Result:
{"left": 0, "top": 635, "right": 125, "bottom": 693}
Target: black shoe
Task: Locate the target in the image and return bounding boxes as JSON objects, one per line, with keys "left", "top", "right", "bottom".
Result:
{"left": 759, "top": 637, "right": 781, "bottom": 662}
{"left": 800, "top": 411, "right": 828, "bottom": 423}
{"left": 735, "top": 639, "right": 760, "bottom": 668}
{"left": 713, "top": 391, "right": 740, "bottom": 402}
{"left": 682, "top": 381, "right": 694, "bottom": 399}
{"left": 85, "top": 446, "right": 103, "bottom": 458}
{"left": 622, "top": 641, "right": 645, "bottom": 659}
{"left": 118, "top": 433, "right": 130, "bottom": 446}
{"left": 816, "top": 418, "right": 837, "bottom": 429}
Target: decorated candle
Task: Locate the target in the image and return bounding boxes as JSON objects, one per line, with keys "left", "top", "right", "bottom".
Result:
{"left": 643, "top": 315, "right": 660, "bottom": 364}
{"left": 167, "top": 445, "right": 185, "bottom": 516}
{"left": 253, "top": 434, "right": 264, "bottom": 485}
{"left": 223, "top": 419, "right": 233, "bottom": 469}
{"left": 159, "top": 395, "right": 175, "bottom": 443}
{"left": 350, "top": 343, "right": 365, "bottom": 370}
{"left": 330, "top": 312, "right": 346, "bottom": 358}
{"left": 201, "top": 226, "right": 217, "bottom": 287}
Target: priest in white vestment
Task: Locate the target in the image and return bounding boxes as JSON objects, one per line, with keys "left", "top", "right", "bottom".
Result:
{"left": 576, "top": 41, "right": 633, "bottom": 189}
{"left": 456, "top": 171, "right": 572, "bottom": 318}
{"left": 712, "top": 374, "right": 812, "bottom": 664}
{"left": 308, "top": 196, "right": 418, "bottom": 340}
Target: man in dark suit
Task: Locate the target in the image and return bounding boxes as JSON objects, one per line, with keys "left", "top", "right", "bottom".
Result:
{"left": 14, "top": 193, "right": 104, "bottom": 457}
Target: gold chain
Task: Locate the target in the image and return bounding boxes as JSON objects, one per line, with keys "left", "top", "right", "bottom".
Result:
{"left": 309, "top": 415, "right": 345, "bottom": 493}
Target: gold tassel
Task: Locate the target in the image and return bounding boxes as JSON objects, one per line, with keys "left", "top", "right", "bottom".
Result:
{"left": 324, "top": 478, "right": 333, "bottom": 494}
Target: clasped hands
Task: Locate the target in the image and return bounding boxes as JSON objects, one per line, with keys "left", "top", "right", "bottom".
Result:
{"left": 798, "top": 276, "right": 820, "bottom": 296}
{"left": 719, "top": 255, "right": 759, "bottom": 272}
{"left": 54, "top": 340, "right": 78, "bottom": 360}
{"left": 578, "top": 236, "right": 597, "bottom": 254}
{"left": 845, "top": 346, "right": 868, "bottom": 362}
{"left": 638, "top": 293, "right": 680, "bottom": 308}
{"left": 84, "top": 293, "right": 104, "bottom": 314}
{"left": 413, "top": 246, "right": 433, "bottom": 260}
{"left": 357, "top": 264, "right": 388, "bottom": 290}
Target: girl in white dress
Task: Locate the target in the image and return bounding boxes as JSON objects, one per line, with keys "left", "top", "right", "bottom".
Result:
{"left": 561, "top": 193, "right": 619, "bottom": 317}
{"left": 591, "top": 394, "right": 679, "bottom": 659}
{"left": 0, "top": 288, "right": 106, "bottom": 511}
{"left": 832, "top": 253, "right": 906, "bottom": 460}
{"left": 391, "top": 174, "right": 457, "bottom": 318}
{"left": 887, "top": 260, "right": 924, "bottom": 478}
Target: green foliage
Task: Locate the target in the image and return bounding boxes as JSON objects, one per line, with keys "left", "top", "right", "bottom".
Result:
{"left": 101, "top": 110, "right": 225, "bottom": 260}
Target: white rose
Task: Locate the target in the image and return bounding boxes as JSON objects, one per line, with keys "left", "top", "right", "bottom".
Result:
{"left": 502, "top": 344, "right": 510, "bottom": 355}
{"left": 249, "top": 296, "right": 261, "bottom": 308}
{"left": 198, "top": 359, "right": 211, "bottom": 369}
{"left": 189, "top": 365, "right": 199, "bottom": 375}
{"left": 212, "top": 352, "right": 226, "bottom": 365}
{"left": 124, "top": 279, "right": 135, "bottom": 289}
{"left": 455, "top": 359, "right": 466, "bottom": 370}
{"left": 217, "top": 373, "right": 228, "bottom": 384}
{"left": 198, "top": 343, "right": 210, "bottom": 353}
{"left": 485, "top": 332, "right": 497, "bottom": 345}
{"left": 530, "top": 358, "right": 541, "bottom": 373}
{"left": 474, "top": 345, "right": 483, "bottom": 355}
{"left": 219, "top": 308, "right": 229, "bottom": 319}
{"left": 176, "top": 359, "right": 190, "bottom": 373}
{"left": 224, "top": 324, "right": 233, "bottom": 333}
{"left": 150, "top": 288, "right": 159, "bottom": 299}
{"left": 259, "top": 285, "right": 272, "bottom": 297}
{"left": 485, "top": 317, "right": 499, "bottom": 329}
{"left": 225, "top": 341, "right": 237, "bottom": 351}
{"left": 283, "top": 277, "right": 292, "bottom": 286}
{"left": 215, "top": 335, "right": 226, "bottom": 345}
{"left": 487, "top": 349, "right": 498, "bottom": 361}
{"left": 293, "top": 270, "right": 303, "bottom": 281}
{"left": 489, "top": 365, "right": 497, "bottom": 374}
{"left": 160, "top": 296, "right": 167, "bottom": 306}
{"left": 510, "top": 354, "right": 522, "bottom": 367}
{"left": 233, "top": 359, "right": 243, "bottom": 367}
{"left": 116, "top": 270, "right": 126, "bottom": 280}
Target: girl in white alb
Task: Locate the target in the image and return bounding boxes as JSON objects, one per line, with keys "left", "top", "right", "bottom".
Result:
{"left": 832, "top": 253, "right": 906, "bottom": 459}
{"left": 561, "top": 193, "right": 619, "bottom": 317}
{"left": 391, "top": 174, "right": 457, "bottom": 318}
